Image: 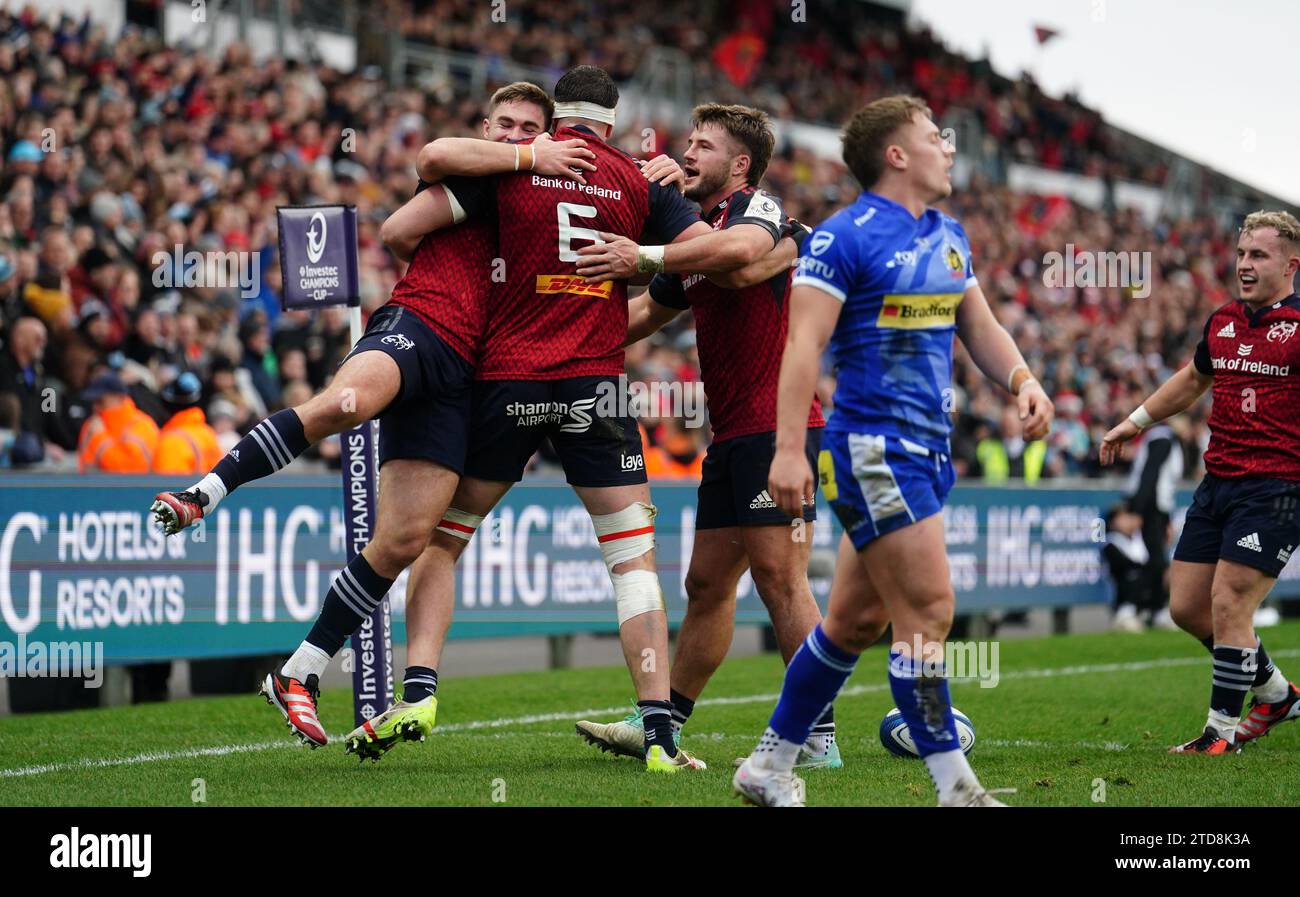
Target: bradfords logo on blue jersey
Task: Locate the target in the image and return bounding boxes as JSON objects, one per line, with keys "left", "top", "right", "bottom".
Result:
{"left": 877, "top": 292, "right": 964, "bottom": 328}
{"left": 277, "top": 205, "right": 361, "bottom": 310}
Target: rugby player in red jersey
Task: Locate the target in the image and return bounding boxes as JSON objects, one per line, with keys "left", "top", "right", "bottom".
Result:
{"left": 1103, "top": 210, "right": 1300, "bottom": 753}
{"left": 368, "top": 66, "right": 794, "bottom": 772}
{"left": 148, "top": 83, "right": 594, "bottom": 748}
{"left": 571, "top": 104, "right": 845, "bottom": 770}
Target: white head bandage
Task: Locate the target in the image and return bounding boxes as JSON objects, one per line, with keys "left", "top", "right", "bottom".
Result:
{"left": 552, "top": 101, "right": 616, "bottom": 127}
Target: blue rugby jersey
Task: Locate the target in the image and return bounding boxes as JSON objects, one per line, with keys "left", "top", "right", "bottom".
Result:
{"left": 792, "top": 190, "right": 976, "bottom": 454}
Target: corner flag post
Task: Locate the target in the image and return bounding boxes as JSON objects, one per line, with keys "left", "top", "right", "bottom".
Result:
{"left": 276, "top": 205, "right": 395, "bottom": 729}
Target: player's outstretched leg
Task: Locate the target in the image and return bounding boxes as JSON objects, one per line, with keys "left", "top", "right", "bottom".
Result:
{"left": 1172, "top": 559, "right": 1283, "bottom": 753}
{"left": 151, "top": 338, "right": 402, "bottom": 535}
{"left": 346, "top": 478, "right": 509, "bottom": 760}
{"left": 261, "top": 460, "right": 458, "bottom": 749}
{"left": 1168, "top": 561, "right": 1298, "bottom": 745}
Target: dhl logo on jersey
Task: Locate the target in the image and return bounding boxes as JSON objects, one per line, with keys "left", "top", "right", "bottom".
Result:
{"left": 877, "top": 292, "right": 963, "bottom": 329}
{"left": 535, "top": 275, "right": 614, "bottom": 298}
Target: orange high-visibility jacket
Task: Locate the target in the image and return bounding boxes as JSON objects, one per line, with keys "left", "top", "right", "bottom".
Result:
{"left": 153, "top": 407, "right": 223, "bottom": 475}
{"left": 78, "top": 397, "right": 161, "bottom": 473}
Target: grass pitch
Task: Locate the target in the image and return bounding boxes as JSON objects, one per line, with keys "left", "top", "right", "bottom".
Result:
{"left": 2, "top": 623, "right": 1298, "bottom": 807}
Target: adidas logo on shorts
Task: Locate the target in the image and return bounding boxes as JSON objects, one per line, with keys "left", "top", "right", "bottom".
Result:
{"left": 1237, "top": 532, "right": 1262, "bottom": 552}
{"left": 1217, "top": 321, "right": 1236, "bottom": 338}
{"left": 750, "top": 490, "right": 778, "bottom": 510}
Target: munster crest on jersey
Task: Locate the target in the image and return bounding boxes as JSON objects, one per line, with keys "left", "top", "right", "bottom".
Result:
{"left": 1267, "top": 320, "right": 1297, "bottom": 344}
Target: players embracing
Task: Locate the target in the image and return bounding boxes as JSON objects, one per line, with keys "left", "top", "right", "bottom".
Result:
{"left": 732, "top": 95, "right": 1055, "bottom": 806}
{"left": 354, "top": 66, "right": 799, "bottom": 773}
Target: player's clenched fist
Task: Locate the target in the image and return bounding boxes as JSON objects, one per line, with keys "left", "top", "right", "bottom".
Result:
{"left": 1017, "top": 380, "right": 1054, "bottom": 441}
{"left": 1099, "top": 418, "right": 1141, "bottom": 466}
{"left": 768, "top": 446, "right": 814, "bottom": 519}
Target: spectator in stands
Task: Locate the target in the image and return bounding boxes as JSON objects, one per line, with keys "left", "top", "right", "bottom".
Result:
{"left": 76, "top": 371, "right": 159, "bottom": 473}
{"left": 0, "top": 315, "right": 74, "bottom": 456}
{"left": 238, "top": 313, "right": 279, "bottom": 410}
{"left": 153, "top": 371, "right": 222, "bottom": 475}
{"left": 0, "top": 391, "right": 42, "bottom": 467}
{"left": 208, "top": 398, "right": 242, "bottom": 454}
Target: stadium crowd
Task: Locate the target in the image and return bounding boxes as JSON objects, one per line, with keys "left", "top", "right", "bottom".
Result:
{"left": 0, "top": 6, "right": 1233, "bottom": 481}
{"left": 400, "top": 0, "right": 1155, "bottom": 184}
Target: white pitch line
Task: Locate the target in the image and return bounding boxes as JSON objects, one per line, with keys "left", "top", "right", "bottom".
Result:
{"left": 0, "top": 739, "right": 302, "bottom": 779}
{"left": 2, "top": 648, "right": 1296, "bottom": 780}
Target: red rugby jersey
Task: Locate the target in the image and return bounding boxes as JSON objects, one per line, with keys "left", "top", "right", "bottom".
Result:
{"left": 1193, "top": 293, "right": 1300, "bottom": 480}
{"left": 445, "top": 126, "right": 700, "bottom": 379}
{"left": 648, "top": 187, "right": 824, "bottom": 442}
{"left": 386, "top": 177, "right": 494, "bottom": 364}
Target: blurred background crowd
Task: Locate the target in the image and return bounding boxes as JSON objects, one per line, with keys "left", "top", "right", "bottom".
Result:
{"left": 0, "top": 3, "right": 1251, "bottom": 482}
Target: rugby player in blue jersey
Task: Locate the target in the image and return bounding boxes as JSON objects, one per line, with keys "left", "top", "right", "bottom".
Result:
{"left": 733, "top": 96, "right": 1054, "bottom": 807}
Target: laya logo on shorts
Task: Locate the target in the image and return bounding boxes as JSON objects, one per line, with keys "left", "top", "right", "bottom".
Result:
{"left": 381, "top": 333, "right": 414, "bottom": 350}
{"left": 877, "top": 292, "right": 963, "bottom": 329}
{"left": 621, "top": 453, "right": 644, "bottom": 471}
{"left": 536, "top": 275, "right": 613, "bottom": 298}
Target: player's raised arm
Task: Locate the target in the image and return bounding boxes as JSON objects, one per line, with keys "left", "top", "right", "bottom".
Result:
{"left": 1100, "top": 362, "right": 1213, "bottom": 466}
{"left": 416, "top": 132, "right": 597, "bottom": 185}
{"left": 575, "top": 221, "right": 776, "bottom": 281}
{"left": 768, "top": 284, "right": 842, "bottom": 518}
{"left": 954, "top": 279, "right": 1054, "bottom": 441}
{"left": 575, "top": 189, "right": 789, "bottom": 282}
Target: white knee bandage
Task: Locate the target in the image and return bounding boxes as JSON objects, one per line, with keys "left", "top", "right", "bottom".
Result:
{"left": 591, "top": 502, "right": 657, "bottom": 567}
{"left": 436, "top": 508, "right": 484, "bottom": 542}
{"left": 591, "top": 503, "right": 662, "bottom": 625}
{"left": 611, "top": 568, "right": 665, "bottom": 626}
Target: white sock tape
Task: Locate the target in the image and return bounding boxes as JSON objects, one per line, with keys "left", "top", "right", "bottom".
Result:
{"left": 611, "top": 568, "right": 665, "bottom": 626}
{"left": 436, "top": 507, "right": 484, "bottom": 542}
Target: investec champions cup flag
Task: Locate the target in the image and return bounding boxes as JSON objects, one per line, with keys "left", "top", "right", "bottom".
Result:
{"left": 277, "top": 205, "right": 394, "bottom": 726}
